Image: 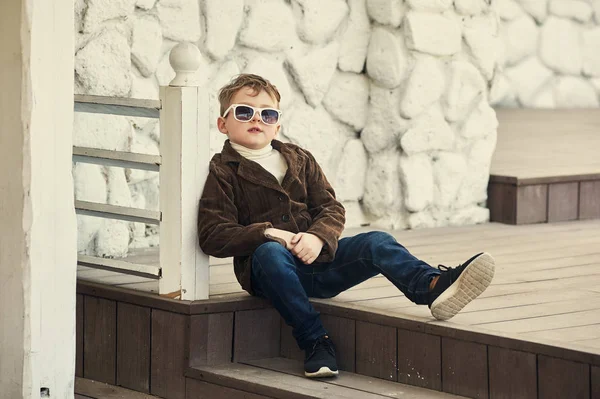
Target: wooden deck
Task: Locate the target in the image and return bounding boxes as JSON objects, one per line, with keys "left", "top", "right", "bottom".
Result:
{"left": 78, "top": 219, "right": 600, "bottom": 356}
{"left": 487, "top": 109, "right": 600, "bottom": 224}
{"left": 491, "top": 109, "right": 600, "bottom": 180}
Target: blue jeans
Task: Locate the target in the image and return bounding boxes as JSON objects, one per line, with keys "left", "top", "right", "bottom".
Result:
{"left": 251, "top": 231, "right": 440, "bottom": 350}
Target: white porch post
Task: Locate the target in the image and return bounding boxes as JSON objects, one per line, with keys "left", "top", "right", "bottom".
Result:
{"left": 159, "top": 43, "right": 211, "bottom": 300}
{"left": 0, "top": 0, "right": 76, "bottom": 398}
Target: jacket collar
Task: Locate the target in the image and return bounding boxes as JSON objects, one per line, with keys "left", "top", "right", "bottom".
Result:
{"left": 220, "top": 139, "right": 302, "bottom": 193}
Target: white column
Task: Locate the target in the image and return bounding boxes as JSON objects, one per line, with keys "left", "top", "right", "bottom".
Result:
{"left": 0, "top": 0, "right": 76, "bottom": 398}
{"left": 159, "top": 43, "right": 211, "bottom": 300}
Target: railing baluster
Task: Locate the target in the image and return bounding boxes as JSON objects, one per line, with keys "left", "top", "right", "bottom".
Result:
{"left": 159, "top": 43, "right": 210, "bottom": 300}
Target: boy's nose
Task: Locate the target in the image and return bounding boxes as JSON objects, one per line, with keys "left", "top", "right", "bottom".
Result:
{"left": 251, "top": 110, "right": 261, "bottom": 123}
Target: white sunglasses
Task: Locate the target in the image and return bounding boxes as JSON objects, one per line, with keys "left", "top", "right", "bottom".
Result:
{"left": 222, "top": 104, "right": 282, "bottom": 125}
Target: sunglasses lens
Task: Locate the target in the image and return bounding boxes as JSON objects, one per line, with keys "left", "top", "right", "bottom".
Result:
{"left": 234, "top": 106, "right": 254, "bottom": 121}
{"left": 261, "top": 109, "right": 279, "bottom": 125}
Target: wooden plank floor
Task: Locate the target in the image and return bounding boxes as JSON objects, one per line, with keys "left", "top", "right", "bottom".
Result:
{"left": 491, "top": 109, "right": 600, "bottom": 179}
{"left": 77, "top": 219, "right": 600, "bottom": 355}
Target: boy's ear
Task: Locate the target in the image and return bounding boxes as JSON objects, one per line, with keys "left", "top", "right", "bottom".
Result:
{"left": 217, "top": 117, "right": 228, "bottom": 135}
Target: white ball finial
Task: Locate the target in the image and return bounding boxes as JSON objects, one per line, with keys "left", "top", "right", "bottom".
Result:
{"left": 169, "top": 43, "right": 202, "bottom": 87}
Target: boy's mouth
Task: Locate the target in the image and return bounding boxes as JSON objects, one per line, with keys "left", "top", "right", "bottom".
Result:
{"left": 248, "top": 127, "right": 262, "bottom": 133}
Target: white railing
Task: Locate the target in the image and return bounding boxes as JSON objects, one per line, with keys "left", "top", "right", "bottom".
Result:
{"left": 73, "top": 43, "right": 210, "bottom": 300}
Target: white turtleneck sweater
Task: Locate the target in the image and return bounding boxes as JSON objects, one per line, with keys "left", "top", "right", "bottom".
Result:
{"left": 230, "top": 142, "right": 288, "bottom": 184}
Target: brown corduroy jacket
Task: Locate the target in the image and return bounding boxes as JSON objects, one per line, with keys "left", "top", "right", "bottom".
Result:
{"left": 197, "top": 139, "right": 346, "bottom": 294}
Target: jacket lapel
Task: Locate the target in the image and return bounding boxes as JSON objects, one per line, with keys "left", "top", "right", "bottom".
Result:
{"left": 221, "top": 140, "right": 295, "bottom": 195}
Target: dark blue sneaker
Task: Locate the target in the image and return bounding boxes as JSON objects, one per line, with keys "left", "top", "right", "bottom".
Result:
{"left": 428, "top": 252, "right": 495, "bottom": 321}
{"left": 304, "top": 336, "right": 339, "bottom": 378}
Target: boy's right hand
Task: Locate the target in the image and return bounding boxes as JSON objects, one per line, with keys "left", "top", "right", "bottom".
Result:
{"left": 264, "top": 228, "right": 296, "bottom": 250}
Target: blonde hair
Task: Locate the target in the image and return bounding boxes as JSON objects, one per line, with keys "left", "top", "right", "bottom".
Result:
{"left": 218, "top": 74, "right": 281, "bottom": 116}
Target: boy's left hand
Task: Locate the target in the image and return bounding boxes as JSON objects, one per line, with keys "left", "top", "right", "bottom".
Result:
{"left": 290, "top": 233, "right": 324, "bottom": 265}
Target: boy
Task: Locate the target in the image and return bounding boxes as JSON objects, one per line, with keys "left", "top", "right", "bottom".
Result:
{"left": 197, "top": 74, "right": 495, "bottom": 378}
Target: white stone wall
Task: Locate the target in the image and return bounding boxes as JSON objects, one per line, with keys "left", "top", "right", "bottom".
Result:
{"left": 492, "top": 0, "right": 600, "bottom": 107}
{"left": 74, "top": 0, "right": 501, "bottom": 257}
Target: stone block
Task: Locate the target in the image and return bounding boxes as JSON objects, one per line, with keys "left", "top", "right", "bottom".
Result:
{"left": 334, "top": 139, "right": 368, "bottom": 201}
{"left": 463, "top": 14, "right": 501, "bottom": 80}
{"left": 286, "top": 42, "right": 340, "bottom": 106}
{"left": 505, "top": 56, "right": 554, "bottom": 106}
{"left": 339, "top": 0, "right": 371, "bottom": 73}
{"left": 448, "top": 205, "right": 489, "bottom": 225}
{"left": 539, "top": 16, "right": 583, "bottom": 75}
{"left": 454, "top": 0, "right": 489, "bottom": 15}
{"left": 131, "top": 15, "right": 162, "bottom": 77}
{"left": 405, "top": 12, "right": 462, "bottom": 56}
{"left": 130, "top": 71, "right": 159, "bottom": 101}
{"left": 496, "top": 0, "right": 525, "bottom": 20}
{"left": 583, "top": 28, "right": 600, "bottom": 77}
{"left": 460, "top": 100, "right": 498, "bottom": 139}
{"left": 283, "top": 103, "right": 346, "bottom": 179}
{"left": 292, "top": 0, "right": 348, "bottom": 44}
{"left": 553, "top": 76, "right": 600, "bottom": 107}
{"left": 549, "top": 0, "right": 593, "bottom": 22}
{"left": 157, "top": 0, "right": 202, "bottom": 42}
{"left": 443, "top": 61, "right": 486, "bottom": 122}
{"left": 455, "top": 132, "right": 497, "bottom": 207}
{"left": 399, "top": 153, "right": 434, "bottom": 212}
{"left": 136, "top": 0, "right": 156, "bottom": 10}
{"left": 366, "top": 0, "right": 405, "bottom": 27}
{"left": 433, "top": 152, "right": 467, "bottom": 208}
{"left": 518, "top": 0, "right": 548, "bottom": 23}
{"left": 323, "top": 71, "right": 370, "bottom": 131}
{"left": 107, "top": 167, "right": 132, "bottom": 207}
{"left": 501, "top": 15, "right": 539, "bottom": 66}
{"left": 75, "top": 30, "right": 132, "bottom": 97}
{"left": 73, "top": 112, "right": 133, "bottom": 151}
{"left": 244, "top": 58, "right": 293, "bottom": 111}
{"left": 82, "top": 0, "right": 135, "bottom": 33}
{"left": 204, "top": 0, "right": 244, "bottom": 60}
{"left": 363, "top": 148, "right": 403, "bottom": 219}
{"left": 361, "top": 85, "right": 408, "bottom": 154}
{"left": 400, "top": 106, "right": 454, "bottom": 155}
{"left": 407, "top": 0, "right": 453, "bottom": 12}
{"left": 95, "top": 219, "right": 131, "bottom": 258}
{"left": 366, "top": 28, "right": 409, "bottom": 89}
{"left": 240, "top": 0, "right": 296, "bottom": 52}
{"left": 399, "top": 56, "right": 445, "bottom": 119}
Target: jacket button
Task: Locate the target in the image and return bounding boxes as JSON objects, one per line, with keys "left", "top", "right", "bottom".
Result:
{"left": 282, "top": 214, "right": 290, "bottom": 222}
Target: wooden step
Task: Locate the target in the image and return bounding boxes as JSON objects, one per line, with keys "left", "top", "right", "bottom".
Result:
{"left": 187, "top": 357, "right": 465, "bottom": 399}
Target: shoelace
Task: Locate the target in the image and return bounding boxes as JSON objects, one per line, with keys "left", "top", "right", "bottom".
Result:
{"left": 437, "top": 264, "right": 463, "bottom": 283}
{"left": 308, "top": 337, "right": 335, "bottom": 360}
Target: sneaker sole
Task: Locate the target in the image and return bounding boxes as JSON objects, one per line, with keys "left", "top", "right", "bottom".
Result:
{"left": 430, "top": 252, "right": 495, "bottom": 321}
{"left": 304, "top": 367, "right": 339, "bottom": 378}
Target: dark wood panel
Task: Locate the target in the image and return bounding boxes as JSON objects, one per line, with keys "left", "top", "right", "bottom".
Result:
{"left": 84, "top": 296, "right": 117, "bottom": 384}
{"left": 321, "top": 314, "right": 356, "bottom": 373}
{"left": 441, "top": 337, "right": 488, "bottom": 398}
{"left": 76, "top": 376, "right": 162, "bottom": 399}
{"left": 580, "top": 180, "right": 600, "bottom": 220}
{"left": 116, "top": 302, "right": 151, "bottom": 393}
{"left": 185, "top": 378, "right": 271, "bottom": 399}
{"left": 355, "top": 321, "right": 397, "bottom": 381}
{"left": 279, "top": 319, "right": 304, "bottom": 362}
{"left": 548, "top": 182, "right": 579, "bottom": 222}
{"left": 76, "top": 294, "right": 84, "bottom": 378}
{"left": 592, "top": 366, "right": 599, "bottom": 399}
{"left": 189, "top": 312, "right": 233, "bottom": 367}
{"left": 488, "top": 346, "right": 536, "bottom": 399}
{"left": 397, "top": 329, "right": 441, "bottom": 391}
{"left": 538, "top": 355, "right": 590, "bottom": 399}
{"left": 151, "top": 310, "right": 187, "bottom": 399}
{"left": 516, "top": 184, "right": 548, "bottom": 224}
{"left": 488, "top": 182, "right": 516, "bottom": 224}
{"left": 233, "top": 308, "right": 280, "bottom": 362}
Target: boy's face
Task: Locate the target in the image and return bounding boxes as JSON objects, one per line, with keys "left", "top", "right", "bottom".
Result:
{"left": 217, "top": 87, "right": 281, "bottom": 150}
